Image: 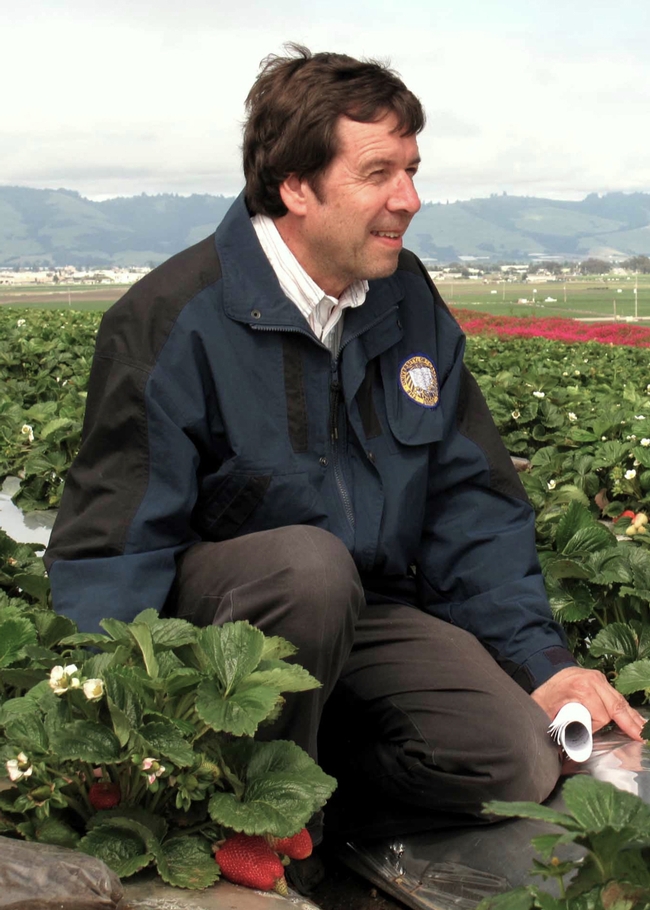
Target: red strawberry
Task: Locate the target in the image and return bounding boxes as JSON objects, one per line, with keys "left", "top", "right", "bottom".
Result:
{"left": 265, "top": 827, "right": 313, "bottom": 860}
{"left": 215, "top": 833, "right": 288, "bottom": 894}
{"left": 88, "top": 781, "right": 121, "bottom": 810}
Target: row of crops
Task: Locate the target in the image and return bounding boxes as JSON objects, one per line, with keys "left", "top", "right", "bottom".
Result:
{"left": 1, "top": 305, "right": 650, "bottom": 901}
{"left": 1, "top": 307, "right": 650, "bottom": 697}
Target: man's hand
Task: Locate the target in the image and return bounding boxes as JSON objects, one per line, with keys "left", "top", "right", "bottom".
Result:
{"left": 532, "top": 666, "right": 646, "bottom": 742}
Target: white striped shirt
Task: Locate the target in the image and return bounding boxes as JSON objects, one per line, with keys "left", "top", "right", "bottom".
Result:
{"left": 251, "top": 213, "right": 368, "bottom": 356}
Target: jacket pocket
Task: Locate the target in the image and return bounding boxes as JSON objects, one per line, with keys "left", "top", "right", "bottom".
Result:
{"left": 193, "top": 472, "right": 271, "bottom": 540}
{"left": 193, "top": 470, "right": 327, "bottom": 541}
{"left": 380, "top": 349, "right": 445, "bottom": 447}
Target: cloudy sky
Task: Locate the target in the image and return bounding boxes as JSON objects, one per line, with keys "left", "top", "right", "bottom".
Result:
{"left": 3, "top": 0, "right": 649, "bottom": 203}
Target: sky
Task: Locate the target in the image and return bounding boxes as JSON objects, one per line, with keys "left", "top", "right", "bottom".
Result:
{"left": 3, "top": 0, "right": 650, "bottom": 204}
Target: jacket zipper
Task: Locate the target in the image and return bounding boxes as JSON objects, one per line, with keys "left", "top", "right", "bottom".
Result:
{"left": 330, "top": 364, "right": 355, "bottom": 529}
{"left": 253, "top": 310, "right": 398, "bottom": 531}
{"left": 327, "top": 306, "right": 399, "bottom": 531}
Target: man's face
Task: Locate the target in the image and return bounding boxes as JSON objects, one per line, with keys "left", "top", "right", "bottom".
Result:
{"left": 281, "top": 112, "right": 421, "bottom": 298}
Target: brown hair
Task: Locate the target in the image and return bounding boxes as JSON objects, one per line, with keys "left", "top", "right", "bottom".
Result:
{"left": 243, "top": 44, "right": 425, "bottom": 217}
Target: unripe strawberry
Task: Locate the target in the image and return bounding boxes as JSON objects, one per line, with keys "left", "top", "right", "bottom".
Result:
{"left": 265, "top": 827, "right": 313, "bottom": 860}
{"left": 88, "top": 781, "right": 121, "bottom": 810}
{"left": 215, "top": 833, "right": 288, "bottom": 894}
{"left": 633, "top": 512, "right": 648, "bottom": 528}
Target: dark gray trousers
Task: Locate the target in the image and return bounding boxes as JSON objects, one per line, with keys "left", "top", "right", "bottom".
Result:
{"left": 165, "top": 525, "right": 561, "bottom": 839}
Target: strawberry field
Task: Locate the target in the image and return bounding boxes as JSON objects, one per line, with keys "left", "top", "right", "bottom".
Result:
{"left": 2, "top": 305, "right": 650, "bottom": 896}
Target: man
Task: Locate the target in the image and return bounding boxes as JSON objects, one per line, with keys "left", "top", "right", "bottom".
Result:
{"left": 45, "top": 45, "right": 644, "bottom": 881}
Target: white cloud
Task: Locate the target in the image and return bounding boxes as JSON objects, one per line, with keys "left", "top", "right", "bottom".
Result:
{"left": 2, "top": 0, "right": 650, "bottom": 201}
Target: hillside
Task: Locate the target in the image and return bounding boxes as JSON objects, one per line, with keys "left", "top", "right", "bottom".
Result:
{"left": 1, "top": 186, "right": 650, "bottom": 267}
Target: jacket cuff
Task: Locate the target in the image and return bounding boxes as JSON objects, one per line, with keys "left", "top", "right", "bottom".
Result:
{"left": 508, "top": 646, "right": 578, "bottom": 693}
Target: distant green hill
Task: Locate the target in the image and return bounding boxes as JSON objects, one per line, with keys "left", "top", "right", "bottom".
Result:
{"left": 1, "top": 186, "right": 649, "bottom": 267}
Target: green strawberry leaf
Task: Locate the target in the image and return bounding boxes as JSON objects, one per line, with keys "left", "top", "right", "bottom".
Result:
{"left": 561, "top": 525, "right": 616, "bottom": 558}
{"left": 261, "top": 635, "right": 298, "bottom": 660}
{"left": 151, "top": 617, "right": 199, "bottom": 649}
{"left": 209, "top": 739, "right": 336, "bottom": 837}
{"left": 589, "top": 623, "right": 640, "bottom": 661}
{"left": 79, "top": 824, "right": 153, "bottom": 878}
{"left": 31, "top": 815, "right": 80, "bottom": 848}
{"left": 483, "top": 799, "right": 577, "bottom": 829}
{"left": 547, "top": 581, "right": 595, "bottom": 623}
{"left": 159, "top": 837, "right": 220, "bottom": 889}
{"left": 562, "top": 776, "right": 650, "bottom": 838}
{"left": 195, "top": 678, "right": 279, "bottom": 736}
{"left": 50, "top": 720, "right": 121, "bottom": 762}
{"left": 33, "top": 612, "right": 77, "bottom": 648}
{"left": 0, "top": 617, "right": 38, "bottom": 668}
{"left": 614, "top": 659, "right": 650, "bottom": 695}
{"left": 5, "top": 712, "right": 49, "bottom": 753}
{"left": 128, "top": 622, "right": 159, "bottom": 678}
{"left": 88, "top": 807, "right": 168, "bottom": 843}
{"left": 140, "top": 721, "right": 195, "bottom": 768}
{"left": 199, "top": 621, "right": 265, "bottom": 694}
{"left": 250, "top": 660, "right": 320, "bottom": 693}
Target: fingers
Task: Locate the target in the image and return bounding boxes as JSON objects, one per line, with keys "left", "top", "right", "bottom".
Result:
{"left": 569, "top": 670, "right": 646, "bottom": 742}
{"left": 532, "top": 667, "right": 647, "bottom": 743}
{"left": 598, "top": 686, "right": 646, "bottom": 742}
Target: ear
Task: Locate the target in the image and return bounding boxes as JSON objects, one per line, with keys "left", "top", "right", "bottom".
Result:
{"left": 279, "top": 174, "right": 311, "bottom": 217}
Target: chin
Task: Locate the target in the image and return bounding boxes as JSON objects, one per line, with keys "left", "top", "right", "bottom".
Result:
{"left": 366, "top": 256, "right": 401, "bottom": 281}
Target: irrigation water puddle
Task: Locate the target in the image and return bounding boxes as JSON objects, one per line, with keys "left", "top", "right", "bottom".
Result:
{"left": 0, "top": 476, "right": 56, "bottom": 549}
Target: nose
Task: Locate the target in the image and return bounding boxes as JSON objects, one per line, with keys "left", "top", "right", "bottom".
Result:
{"left": 387, "top": 173, "right": 421, "bottom": 215}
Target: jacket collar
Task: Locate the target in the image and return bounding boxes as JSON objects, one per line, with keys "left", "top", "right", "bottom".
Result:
{"left": 214, "top": 192, "right": 405, "bottom": 339}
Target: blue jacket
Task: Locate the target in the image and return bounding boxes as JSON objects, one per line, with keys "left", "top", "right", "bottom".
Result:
{"left": 45, "top": 194, "right": 574, "bottom": 690}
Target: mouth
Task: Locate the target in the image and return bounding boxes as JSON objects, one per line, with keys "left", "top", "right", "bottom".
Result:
{"left": 371, "top": 231, "right": 403, "bottom": 240}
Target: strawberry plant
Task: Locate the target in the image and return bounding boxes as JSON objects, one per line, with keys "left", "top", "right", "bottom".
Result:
{"left": 0, "top": 308, "right": 100, "bottom": 511}
{"left": 0, "top": 593, "right": 335, "bottom": 889}
{"left": 478, "top": 776, "right": 650, "bottom": 910}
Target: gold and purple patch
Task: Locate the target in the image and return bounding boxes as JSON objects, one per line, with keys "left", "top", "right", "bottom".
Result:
{"left": 399, "top": 355, "right": 439, "bottom": 408}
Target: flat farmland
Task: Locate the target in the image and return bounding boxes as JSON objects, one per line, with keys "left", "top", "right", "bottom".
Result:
{"left": 0, "top": 284, "right": 127, "bottom": 310}
{"left": 439, "top": 275, "right": 650, "bottom": 320}
{"left": 2, "top": 275, "right": 650, "bottom": 321}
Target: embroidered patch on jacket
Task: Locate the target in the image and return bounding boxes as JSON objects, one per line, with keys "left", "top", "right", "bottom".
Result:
{"left": 399, "top": 355, "right": 439, "bottom": 408}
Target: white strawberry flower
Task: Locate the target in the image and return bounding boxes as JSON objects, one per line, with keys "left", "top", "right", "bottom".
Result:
{"left": 625, "top": 469, "right": 637, "bottom": 480}
{"left": 533, "top": 391, "right": 545, "bottom": 399}
{"left": 547, "top": 480, "right": 557, "bottom": 490}
{"left": 83, "top": 678, "right": 104, "bottom": 701}
{"left": 16, "top": 318, "right": 26, "bottom": 327}
{"left": 641, "top": 439, "right": 650, "bottom": 447}
{"left": 568, "top": 412, "right": 577, "bottom": 421}
{"left": 6, "top": 753, "right": 33, "bottom": 782}
{"left": 20, "top": 424, "right": 34, "bottom": 443}
{"left": 634, "top": 415, "right": 646, "bottom": 420}
{"left": 511, "top": 410, "right": 520, "bottom": 420}
{"left": 48, "top": 664, "right": 80, "bottom": 695}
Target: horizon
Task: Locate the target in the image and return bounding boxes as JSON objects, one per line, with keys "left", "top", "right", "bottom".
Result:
{"left": 3, "top": 184, "right": 647, "bottom": 207}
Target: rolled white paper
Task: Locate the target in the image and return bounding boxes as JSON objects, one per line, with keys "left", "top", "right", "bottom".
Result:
{"left": 548, "top": 702, "right": 593, "bottom": 763}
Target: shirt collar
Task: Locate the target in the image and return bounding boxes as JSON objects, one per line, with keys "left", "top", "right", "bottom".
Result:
{"left": 251, "top": 213, "right": 368, "bottom": 317}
